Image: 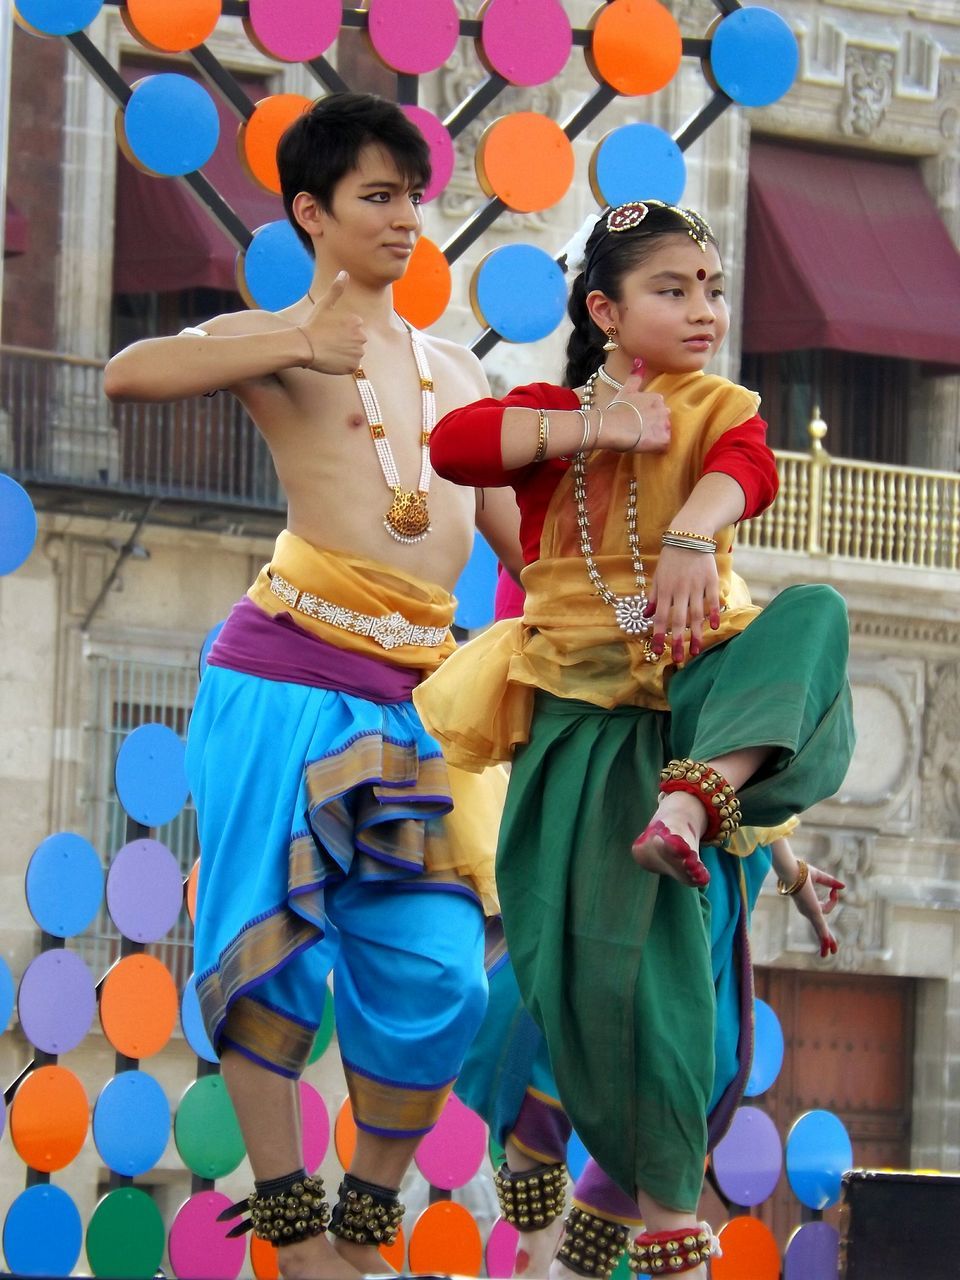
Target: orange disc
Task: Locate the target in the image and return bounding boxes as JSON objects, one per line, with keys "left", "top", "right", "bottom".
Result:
{"left": 407, "top": 1201, "right": 483, "bottom": 1276}
{"left": 11, "top": 1065, "right": 89, "bottom": 1172}
{"left": 99, "top": 954, "right": 178, "bottom": 1059}
{"left": 334, "top": 1096, "right": 357, "bottom": 1170}
{"left": 476, "top": 113, "right": 575, "bottom": 213}
{"left": 588, "top": 0, "right": 682, "bottom": 96}
{"left": 392, "top": 236, "right": 451, "bottom": 330}
{"left": 379, "top": 1224, "right": 406, "bottom": 1271}
{"left": 185, "top": 858, "right": 200, "bottom": 924}
{"left": 239, "top": 94, "right": 312, "bottom": 195}
{"left": 250, "top": 1234, "right": 279, "bottom": 1280}
{"left": 712, "top": 1217, "right": 781, "bottom": 1279}
{"left": 121, "top": 0, "right": 222, "bottom": 54}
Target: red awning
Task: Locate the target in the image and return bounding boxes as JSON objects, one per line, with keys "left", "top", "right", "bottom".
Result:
{"left": 113, "top": 65, "right": 282, "bottom": 294}
{"left": 742, "top": 141, "right": 960, "bottom": 367}
{"left": 5, "top": 195, "right": 29, "bottom": 257}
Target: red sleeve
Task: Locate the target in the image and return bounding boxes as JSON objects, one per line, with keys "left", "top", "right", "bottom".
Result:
{"left": 430, "top": 382, "right": 580, "bottom": 487}
{"left": 701, "top": 414, "right": 779, "bottom": 520}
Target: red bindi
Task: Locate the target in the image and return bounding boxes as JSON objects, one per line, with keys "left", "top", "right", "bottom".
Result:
{"left": 696, "top": 268, "right": 706, "bottom": 281}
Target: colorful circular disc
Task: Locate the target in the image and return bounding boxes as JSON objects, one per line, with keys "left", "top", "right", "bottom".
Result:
{"left": 367, "top": 0, "right": 460, "bottom": 74}
{"left": 11, "top": 1065, "right": 89, "bottom": 1172}
{"left": 392, "top": 235, "right": 451, "bottom": 330}
{"left": 566, "top": 1128, "right": 589, "bottom": 1180}
{"left": 93, "top": 1070, "right": 171, "bottom": 1176}
{"left": 453, "top": 532, "right": 497, "bottom": 630}
{"left": 400, "top": 105, "right": 454, "bottom": 203}
{"left": 250, "top": 1234, "right": 279, "bottom": 1280}
{"left": 121, "top": 0, "right": 221, "bottom": 53}
{"left": 174, "top": 1075, "right": 245, "bottom": 1180}
{"left": 99, "top": 953, "right": 178, "bottom": 1059}
{"left": 414, "top": 1091, "right": 486, "bottom": 1189}
{"left": 380, "top": 1224, "right": 406, "bottom": 1271}
{"left": 168, "top": 1191, "right": 246, "bottom": 1280}
{"left": 244, "top": 0, "right": 340, "bottom": 62}
{"left": 25, "top": 831, "right": 103, "bottom": 937}
{"left": 300, "top": 1080, "right": 330, "bottom": 1173}
{"left": 590, "top": 124, "right": 686, "bottom": 208}
{"left": 115, "top": 722, "right": 189, "bottom": 828}
{"left": 14, "top": 0, "right": 103, "bottom": 36}
{"left": 785, "top": 1109, "right": 853, "bottom": 1210}
{"left": 713, "top": 1216, "right": 780, "bottom": 1278}
{"left": 784, "top": 1221, "right": 840, "bottom": 1278}
{"left": 106, "top": 838, "right": 183, "bottom": 942}
{"left": 486, "top": 1216, "right": 520, "bottom": 1278}
{"left": 478, "top": 0, "right": 572, "bottom": 86}
{"left": 745, "top": 998, "right": 785, "bottom": 1096}
{"left": 3, "top": 1185, "right": 83, "bottom": 1276}
{"left": 18, "top": 948, "right": 96, "bottom": 1054}
{"left": 119, "top": 74, "right": 220, "bottom": 177}
{"left": 712, "top": 1106, "right": 782, "bottom": 1206}
{"left": 710, "top": 7, "right": 799, "bottom": 108}
{"left": 186, "top": 857, "right": 200, "bottom": 922}
{"left": 589, "top": 0, "right": 682, "bottom": 97}
{"left": 306, "top": 982, "right": 334, "bottom": 1063}
{"left": 334, "top": 1096, "right": 357, "bottom": 1170}
{"left": 199, "top": 622, "right": 225, "bottom": 677}
{"left": 181, "top": 971, "right": 218, "bottom": 1063}
{"left": 240, "top": 94, "right": 312, "bottom": 195}
{"left": 0, "top": 954, "right": 14, "bottom": 1031}
{"left": 477, "top": 113, "right": 575, "bottom": 213}
{"left": 237, "top": 219, "right": 314, "bottom": 311}
{"left": 471, "top": 244, "right": 568, "bottom": 343}
{"left": 0, "top": 473, "right": 38, "bottom": 574}
{"left": 408, "top": 1200, "right": 483, "bottom": 1276}
{"left": 86, "top": 1187, "right": 166, "bottom": 1279}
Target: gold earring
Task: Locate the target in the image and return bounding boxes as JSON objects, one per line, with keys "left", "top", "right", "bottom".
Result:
{"left": 602, "top": 326, "right": 618, "bottom": 352}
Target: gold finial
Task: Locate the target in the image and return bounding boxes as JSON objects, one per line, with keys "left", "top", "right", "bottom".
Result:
{"left": 808, "top": 404, "right": 828, "bottom": 446}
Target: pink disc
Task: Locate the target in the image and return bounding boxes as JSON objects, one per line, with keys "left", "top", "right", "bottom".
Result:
{"left": 168, "top": 1192, "right": 246, "bottom": 1280}
{"left": 485, "top": 1217, "right": 520, "bottom": 1279}
{"left": 368, "top": 0, "right": 460, "bottom": 74}
{"left": 413, "top": 1092, "right": 486, "bottom": 1190}
{"left": 400, "top": 106, "right": 454, "bottom": 202}
{"left": 480, "top": 0, "right": 573, "bottom": 86}
{"left": 245, "top": 0, "right": 340, "bottom": 62}
{"left": 299, "top": 1081, "right": 330, "bottom": 1174}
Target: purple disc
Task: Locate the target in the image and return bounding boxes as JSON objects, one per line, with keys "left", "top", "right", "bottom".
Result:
{"left": 712, "top": 1105, "right": 783, "bottom": 1206}
{"left": 107, "top": 839, "right": 183, "bottom": 942}
{"left": 18, "top": 949, "right": 96, "bottom": 1054}
{"left": 784, "top": 1221, "right": 840, "bottom": 1277}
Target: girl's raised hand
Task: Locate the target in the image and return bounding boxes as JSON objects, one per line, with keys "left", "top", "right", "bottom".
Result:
{"left": 605, "top": 371, "right": 671, "bottom": 454}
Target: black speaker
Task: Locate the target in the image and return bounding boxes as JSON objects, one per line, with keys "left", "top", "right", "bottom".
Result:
{"left": 840, "top": 1169, "right": 960, "bottom": 1279}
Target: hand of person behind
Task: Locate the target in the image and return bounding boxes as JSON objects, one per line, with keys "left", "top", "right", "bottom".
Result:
{"left": 298, "top": 271, "right": 367, "bottom": 375}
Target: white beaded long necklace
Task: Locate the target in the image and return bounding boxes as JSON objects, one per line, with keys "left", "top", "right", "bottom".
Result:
{"left": 574, "top": 368, "right": 656, "bottom": 656}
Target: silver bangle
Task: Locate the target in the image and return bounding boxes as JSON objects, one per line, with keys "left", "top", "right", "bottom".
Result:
{"left": 593, "top": 407, "right": 604, "bottom": 449}
{"left": 661, "top": 534, "right": 717, "bottom": 554}
{"left": 608, "top": 398, "right": 644, "bottom": 447}
{"left": 576, "top": 408, "right": 592, "bottom": 453}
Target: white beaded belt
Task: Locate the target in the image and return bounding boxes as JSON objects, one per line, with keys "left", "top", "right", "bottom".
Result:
{"left": 269, "top": 573, "right": 448, "bottom": 651}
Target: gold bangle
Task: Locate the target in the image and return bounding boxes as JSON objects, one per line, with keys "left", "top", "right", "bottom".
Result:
{"left": 776, "top": 859, "right": 809, "bottom": 896}
{"left": 533, "top": 408, "right": 549, "bottom": 462}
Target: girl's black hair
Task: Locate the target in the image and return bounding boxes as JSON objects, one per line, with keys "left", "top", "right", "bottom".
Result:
{"left": 277, "top": 93, "right": 432, "bottom": 255}
{"left": 562, "top": 202, "right": 719, "bottom": 388}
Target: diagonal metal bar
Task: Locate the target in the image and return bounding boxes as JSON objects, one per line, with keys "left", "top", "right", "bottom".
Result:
{"left": 674, "top": 90, "right": 734, "bottom": 152}
{"left": 306, "top": 56, "right": 353, "bottom": 95}
{"left": 188, "top": 44, "right": 255, "bottom": 120}
{"left": 444, "top": 73, "right": 507, "bottom": 139}
{"left": 66, "top": 30, "right": 130, "bottom": 103}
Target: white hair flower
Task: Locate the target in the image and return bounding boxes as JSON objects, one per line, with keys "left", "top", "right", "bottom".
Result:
{"left": 559, "top": 210, "right": 603, "bottom": 276}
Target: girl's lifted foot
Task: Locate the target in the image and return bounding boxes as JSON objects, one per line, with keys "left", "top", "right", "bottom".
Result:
{"left": 632, "top": 791, "right": 709, "bottom": 886}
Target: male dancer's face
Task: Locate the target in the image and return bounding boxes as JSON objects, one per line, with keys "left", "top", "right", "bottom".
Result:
{"left": 315, "top": 143, "right": 424, "bottom": 288}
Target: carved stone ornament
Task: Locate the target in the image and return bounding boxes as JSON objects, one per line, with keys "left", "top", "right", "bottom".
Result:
{"left": 839, "top": 47, "right": 894, "bottom": 138}
{"left": 921, "top": 661, "right": 960, "bottom": 840}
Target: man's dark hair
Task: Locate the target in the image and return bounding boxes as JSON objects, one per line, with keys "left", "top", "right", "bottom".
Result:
{"left": 277, "top": 93, "right": 432, "bottom": 254}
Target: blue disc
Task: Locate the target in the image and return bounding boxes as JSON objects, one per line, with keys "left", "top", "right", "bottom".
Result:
{"left": 25, "top": 832, "right": 104, "bottom": 938}
{"left": 3, "top": 1184, "right": 83, "bottom": 1276}
{"left": 0, "top": 954, "right": 14, "bottom": 1031}
{"left": 472, "top": 244, "right": 567, "bottom": 344}
{"left": 0, "top": 474, "right": 38, "bottom": 575}
{"left": 114, "top": 723, "right": 189, "bottom": 828}
{"left": 566, "top": 1128, "right": 589, "bottom": 1181}
{"left": 710, "top": 8, "right": 799, "bottom": 108}
{"left": 785, "top": 1109, "right": 853, "bottom": 1210}
{"left": 590, "top": 124, "right": 686, "bottom": 208}
{"left": 121, "top": 74, "right": 220, "bottom": 177}
{"left": 93, "top": 1070, "right": 171, "bottom": 1177}
{"left": 15, "top": 0, "right": 103, "bottom": 36}
{"left": 744, "top": 998, "right": 785, "bottom": 1097}
{"left": 199, "top": 620, "right": 226, "bottom": 677}
{"left": 453, "top": 533, "right": 498, "bottom": 630}
{"left": 238, "top": 220, "right": 314, "bottom": 311}
{"left": 181, "top": 972, "right": 218, "bottom": 1064}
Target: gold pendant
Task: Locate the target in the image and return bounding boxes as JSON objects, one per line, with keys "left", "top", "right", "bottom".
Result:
{"left": 385, "top": 487, "right": 431, "bottom": 544}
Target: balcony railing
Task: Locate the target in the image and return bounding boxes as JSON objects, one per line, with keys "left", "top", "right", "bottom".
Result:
{"left": 1, "top": 344, "right": 283, "bottom": 511}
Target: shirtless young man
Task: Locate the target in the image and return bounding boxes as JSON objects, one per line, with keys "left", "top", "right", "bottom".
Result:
{"left": 105, "top": 93, "right": 518, "bottom": 1280}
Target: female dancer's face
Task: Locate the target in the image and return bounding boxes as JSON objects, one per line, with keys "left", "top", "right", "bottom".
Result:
{"left": 592, "top": 235, "right": 730, "bottom": 377}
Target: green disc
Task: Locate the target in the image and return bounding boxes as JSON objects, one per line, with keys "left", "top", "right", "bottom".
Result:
{"left": 307, "top": 984, "right": 335, "bottom": 1064}
{"left": 174, "top": 1075, "right": 246, "bottom": 1179}
{"left": 86, "top": 1188, "right": 165, "bottom": 1278}
{"left": 488, "top": 1133, "right": 506, "bottom": 1171}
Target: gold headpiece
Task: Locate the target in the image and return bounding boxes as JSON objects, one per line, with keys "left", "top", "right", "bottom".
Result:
{"left": 605, "top": 200, "right": 714, "bottom": 252}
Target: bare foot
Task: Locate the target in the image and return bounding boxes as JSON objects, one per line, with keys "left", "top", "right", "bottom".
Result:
{"left": 278, "top": 1233, "right": 362, "bottom": 1280}
{"left": 332, "top": 1236, "right": 397, "bottom": 1275}
{"left": 631, "top": 792, "right": 709, "bottom": 887}
{"left": 514, "top": 1216, "right": 565, "bottom": 1277}
{"left": 549, "top": 1256, "right": 590, "bottom": 1280}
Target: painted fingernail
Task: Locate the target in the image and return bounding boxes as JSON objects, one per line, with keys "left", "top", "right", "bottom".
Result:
{"left": 690, "top": 641, "right": 701, "bottom": 657}
{"left": 632, "top": 358, "right": 645, "bottom": 374}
